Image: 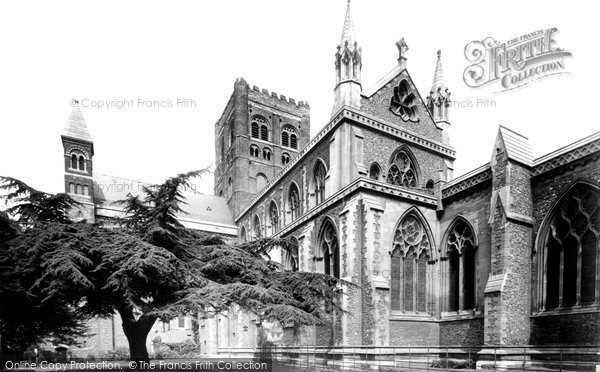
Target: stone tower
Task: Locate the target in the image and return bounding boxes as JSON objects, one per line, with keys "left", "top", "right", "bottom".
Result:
{"left": 214, "top": 78, "right": 311, "bottom": 219}
{"left": 332, "top": 0, "right": 362, "bottom": 116}
{"left": 61, "top": 101, "right": 96, "bottom": 222}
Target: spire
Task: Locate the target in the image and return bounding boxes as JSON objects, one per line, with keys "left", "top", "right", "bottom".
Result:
{"left": 62, "top": 100, "right": 93, "bottom": 143}
{"left": 332, "top": 0, "right": 362, "bottom": 115}
{"left": 340, "top": 0, "right": 355, "bottom": 47}
{"left": 431, "top": 50, "right": 446, "bottom": 93}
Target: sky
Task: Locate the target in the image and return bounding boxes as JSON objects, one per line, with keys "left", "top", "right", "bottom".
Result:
{"left": 0, "top": 0, "right": 598, "bottom": 196}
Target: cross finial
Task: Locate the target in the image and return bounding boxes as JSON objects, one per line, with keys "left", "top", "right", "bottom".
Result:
{"left": 396, "top": 38, "right": 409, "bottom": 67}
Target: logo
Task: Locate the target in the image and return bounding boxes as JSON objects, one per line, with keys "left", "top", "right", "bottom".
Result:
{"left": 463, "top": 28, "right": 572, "bottom": 92}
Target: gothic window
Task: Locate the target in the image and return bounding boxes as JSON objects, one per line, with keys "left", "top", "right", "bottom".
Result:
{"left": 283, "top": 237, "right": 299, "bottom": 272}
{"left": 251, "top": 123, "right": 259, "bottom": 138}
{"left": 70, "top": 154, "right": 77, "bottom": 169}
{"left": 313, "top": 160, "right": 327, "bottom": 205}
{"left": 387, "top": 149, "right": 417, "bottom": 188}
{"left": 426, "top": 179, "right": 435, "bottom": 190}
{"left": 260, "top": 125, "right": 268, "bottom": 141}
{"left": 229, "top": 125, "right": 234, "bottom": 147}
{"left": 250, "top": 145, "right": 260, "bottom": 158}
{"left": 369, "top": 163, "right": 381, "bottom": 180}
{"left": 262, "top": 147, "right": 272, "bottom": 161}
{"left": 288, "top": 183, "right": 300, "bottom": 222}
{"left": 220, "top": 135, "right": 225, "bottom": 162}
{"left": 253, "top": 215, "right": 262, "bottom": 240}
{"left": 390, "top": 79, "right": 419, "bottom": 122}
{"left": 391, "top": 213, "right": 433, "bottom": 313}
{"left": 317, "top": 219, "right": 339, "bottom": 278}
{"left": 269, "top": 201, "right": 279, "bottom": 232}
{"left": 240, "top": 226, "right": 247, "bottom": 243}
{"left": 445, "top": 218, "right": 477, "bottom": 312}
{"left": 69, "top": 183, "right": 75, "bottom": 194}
{"left": 540, "top": 184, "right": 599, "bottom": 310}
{"left": 282, "top": 126, "right": 298, "bottom": 149}
{"left": 256, "top": 173, "right": 268, "bottom": 193}
{"left": 282, "top": 153, "right": 290, "bottom": 165}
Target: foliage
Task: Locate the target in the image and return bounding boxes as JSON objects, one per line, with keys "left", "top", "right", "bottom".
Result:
{"left": 430, "top": 358, "right": 476, "bottom": 369}
{"left": 0, "top": 170, "right": 345, "bottom": 361}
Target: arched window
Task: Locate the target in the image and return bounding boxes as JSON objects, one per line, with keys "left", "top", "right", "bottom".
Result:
{"left": 282, "top": 126, "right": 298, "bottom": 149}
{"left": 316, "top": 219, "right": 339, "bottom": 278}
{"left": 251, "top": 123, "right": 259, "bottom": 138}
{"left": 288, "top": 183, "right": 300, "bottom": 222}
{"left": 69, "top": 183, "right": 75, "bottom": 194}
{"left": 260, "top": 125, "right": 268, "bottom": 141}
{"left": 391, "top": 212, "right": 433, "bottom": 313}
{"left": 426, "top": 179, "right": 435, "bottom": 190}
{"left": 313, "top": 160, "right": 326, "bottom": 205}
{"left": 539, "top": 183, "right": 599, "bottom": 310}
{"left": 78, "top": 155, "right": 85, "bottom": 170}
{"left": 262, "top": 147, "right": 272, "bottom": 161}
{"left": 290, "top": 134, "right": 298, "bottom": 149}
{"left": 220, "top": 135, "right": 225, "bottom": 162}
{"left": 253, "top": 215, "right": 262, "bottom": 240}
{"left": 269, "top": 201, "right": 279, "bottom": 232}
{"left": 445, "top": 218, "right": 477, "bottom": 312}
{"left": 387, "top": 149, "right": 417, "bottom": 187}
{"left": 283, "top": 237, "right": 299, "bottom": 272}
{"left": 240, "top": 226, "right": 247, "bottom": 243}
{"left": 256, "top": 173, "right": 268, "bottom": 192}
{"left": 83, "top": 185, "right": 90, "bottom": 196}
{"left": 250, "top": 145, "right": 260, "bottom": 158}
{"left": 251, "top": 115, "right": 268, "bottom": 140}
{"left": 282, "top": 153, "right": 291, "bottom": 165}
{"left": 281, "top": 132, "right": 289, "bottom": 147}
{"left": 369, "top": 163, "right": 381, "bottom": 180}
{"left": 70, "top": 154, "right": 77, "bottom": 169}
{"left": 76, "top": 184, "right": 83, "bottom": 195}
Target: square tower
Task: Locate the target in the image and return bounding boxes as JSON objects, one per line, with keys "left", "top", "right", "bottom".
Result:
{"left": 214, "top": 78, "right": 310, "bottom": 218}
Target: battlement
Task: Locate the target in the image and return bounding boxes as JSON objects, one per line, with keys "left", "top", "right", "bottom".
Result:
{"left": 235, "top": 77, "right": 309, "bottom": 108}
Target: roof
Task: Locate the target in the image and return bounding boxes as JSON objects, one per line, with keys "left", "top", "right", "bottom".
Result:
{"left": 497, "top": 125, "right": 533, "bottom": 167}
{"left": 339, "top": 0, "right": 356, "bottom": 47}
{"left": 431, "top": 50, "right": 446, "bottom": 93}
{"left": 92, "top": 173, "right": 235, "bottom": 226}
{"left": 62, "top": 103, "right": 93, "bottom": 142}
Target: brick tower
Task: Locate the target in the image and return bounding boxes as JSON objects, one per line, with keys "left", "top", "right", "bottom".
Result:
{"left": 214, "top": 78, "right": 310, "bottom": 219}
{"left": 61, "top": 100, "right": 96, "bottom": 222}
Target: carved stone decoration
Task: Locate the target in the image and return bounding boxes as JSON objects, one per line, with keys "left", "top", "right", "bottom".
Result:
{"left": 341, "top": 212, "right": 348, "bottom": 277}
{"left": 390, "top": 79, "right": 419, "bottom": 122}
{"left": 372, "top": 211, "right": 382, "bottom": 276}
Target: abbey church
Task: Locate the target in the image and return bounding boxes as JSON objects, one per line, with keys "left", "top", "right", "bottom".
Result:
{"left": 60, "top": 0, "right": 599, "bottom": 361}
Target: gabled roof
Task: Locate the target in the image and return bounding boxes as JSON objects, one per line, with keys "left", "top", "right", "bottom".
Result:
{"left": 62, "top": 103, "right": 93, "bottom": 142}
{"left": 92, "top": 173, "right": 235, "bottom": 227}
{"left": 494, "top": 125, "right": 533, "bottom": 167}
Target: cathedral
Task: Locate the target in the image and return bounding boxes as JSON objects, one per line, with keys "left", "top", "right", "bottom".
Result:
{"left": 60, "top": 0, "right": 599, "bottom": 364}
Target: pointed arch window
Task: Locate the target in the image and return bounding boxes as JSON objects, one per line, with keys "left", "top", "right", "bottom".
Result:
{"left": 445, "top": 219, "right": 477, "bottom": 312}
{"left": 288, "top": 184, "right": 300, "bottom": 222}
{"left": 317, "top": 220, "right": 339, "bottom": 278}
{"left": 283, "top": 237, "right": 299, "bottom": 272}
{"left": 539, "top": 184, "right": 599, "bottom": 311}
{"left": 269, "top": 201, "right": 279, "bottom": 233}
{"left": 240, "top": 226, "right": 247, "bottom": 243}
{"left": 253, "top": 215, "right": 262, "bottom": 240}
{"left": 369, "top": 163, "right": 381, "bottom": 181}
{"left": 313, "top": 161, "right": 326, "bottom": 204}
{"left": 391, "top": 213, "right": 433, "bottom": 313}
{"left": 387, "top": 150, "right": 417, "bottom": 188}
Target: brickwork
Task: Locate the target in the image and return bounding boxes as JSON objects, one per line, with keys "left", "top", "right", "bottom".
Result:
{"left": 439, "top": 318, "right": 484, "bottom": 346}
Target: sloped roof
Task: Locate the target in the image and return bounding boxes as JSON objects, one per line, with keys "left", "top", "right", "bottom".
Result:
{"left": 497, "top": 125, "right": 533, "bottom": 167}
{"left": 339, "top": 0, "right": 356, "bottom": 47}
{"left": 92, "top": 173, "right": 234, "bottom": 226}
{"left": 62, "top": 104, "right": 93, "bottom": 142}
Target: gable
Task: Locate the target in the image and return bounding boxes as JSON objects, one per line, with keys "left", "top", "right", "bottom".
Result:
{"left": 360, "top": 68, "right": 442, "bottom": 142}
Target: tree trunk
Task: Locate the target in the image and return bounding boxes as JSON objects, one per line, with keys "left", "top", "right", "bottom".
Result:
{"left": 118, "top": 309, "right": 156, "bottom": 366}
